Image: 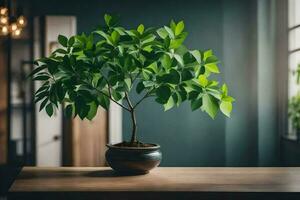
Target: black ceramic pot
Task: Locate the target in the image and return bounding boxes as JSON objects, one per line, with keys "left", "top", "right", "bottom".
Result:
{"left": 105, "top": 144, "right": 162, "bottom": 174}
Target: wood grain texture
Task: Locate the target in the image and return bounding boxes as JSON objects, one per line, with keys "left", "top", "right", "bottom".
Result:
{"left": 9, "top": 167, "right": 300, "bottom": 193}
{"left": 72, "top": 108, "right": 107, "bottom": 166}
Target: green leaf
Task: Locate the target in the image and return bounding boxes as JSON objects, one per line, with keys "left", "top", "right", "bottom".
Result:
{"left": 164, "top": 95, "right": 175, "bottom": 111}
{"left": 156, "top": 85, "right": 171, "bottom": 103}
{"left": 181, "top": 69, "right": 193, "bottom": 81}
{"left": 45, "top": 103, "right": 54, "bottom": 117}
{"left": 36, "top": 87, "right": 49, "bottom": 96}
{"left": 112, "top": 90, "right": 123, "bottom": 101}
{"left": 205, "top": 55, "right": 219, "bottom": 64}
{"left": 53, "top": 48, "right": 67, "bottom": 55}
{"left": 176, "top": 44, "right": 188, "bottom": 55}
{"left": 48, "top": 63, "right": 58, "bottom": 75}
{"left": 164, "top": 26, "right": 175, "bottom": 39}
{"left": 142, "top": 69, "right": 151, "bottom": 80}
{"left": 141, "top": 34, "right": 156, "bottom": 45}
{"left": 222, "top": 84, "right": 228, "bottom": 96}
{"left": 104, "top": 14, "right": 112, "bottom": 26}
{"left": 220, "top": 101, "right": 232, "bottom": 117}
{"left": 114, "top": 27, "right": 126, "bottom": 35}
{"left": 223, "top": 96, "right": 235, "bottom": 102}
{"left": 68, "top": 91, "right": 77, "bottom": 101}
{"left": 170, "top": 20, "right": 176, "bottom": 32}
{"left": 202, "top": 94, "right": 218, "bottom": 119}
{"left": 34, "top": 95, "right": 45, "bottom": 104}
{"left": 170, "top": 38, "right": 184, "bottom": 49}
{"left": 120, "top": 79, "right": 129, "bottom": 91}
{"left": 188, "top": 91, "right": 199, "bottom": 100}
{"left": 68, "top": 36, "right": 75, "bottom": 46}
{"left": 39, "top": 97, "right": 49, "bottom": 111}
{"left": 190, "top": 50, "right": 201, "bottom": 63}
{"left": 75, "top": 97, "right": 90, "bottom": 120}
{"left": 164, "top": 37, "right": 171, "bottom": 48}
{"left": 65, "top": 104, "right": 74, "bottom": 118}
{"left": 137, "top": 24, "right": 144, "bottom": 35}
{"left": 33, "top": 75, "right": 50, "bottom": 81}
{"left": 174, "top": 54, "right": 183, "bottom": 66}
{"left": 208, "top": 81, "right": 219, "bottom": 87}
{"left": 86, "top": 101, "right": 98, "bottom": 120}
{"left": 98, "top": 95, "right": 110, "bottom": 110}
{"left": 198, "top": 75, "right": 208, "bottom": 87}
{"left": 205, "top": 63, "right": 220, "bottom": 73}
{"left": 136, "top": 81, "right": 145, "bottom": 94}
{"left": 207, "top": 87, "right": 222, "bottom": 100}
{"left": 126, "top": 29, "right": 139, "bottom": 38}
{"left": 157, "top": 28, "right": 168, "bottom": 39}
{"left": 94, "top": 30, "right": 109, "bottom": 40}
{"left": 58, "top": 35, "right": 68, "bottom": 47}
{"left": 172, "top": 92, "right": 180, "bottom": 106}
{"left": 57, "top": 87, "right": 66, "bottom": 102}
{"left": 49, "top": 84, "right": 58, "bottom": 104}
{"left": 36, "top": 89, "right": 49, "bottom": 98}
{"left": 147, "top": 62, "right": 158, "bottom": 73}
{"left": 183, "top": 52, "right": 196, "bottom": 64}
{"left": 175, "top": 21, "right": 184, "bottom": 36}
{"left": 191, "top": 98, "right": 202, "bottom": 111}
{"left": 161, "top": 54, "right": 172, "bottom": 69}
{"left": 111, "top": 30, "right": 120, "bottom": 43}
{"left": 79, "top": 105, "right": 90, "bottom": 120}
{"left": 97, "top": 77, "right": 107, "bottom": 90}
{"left": 166, "top": 69, "right": 180, "bottom": 84}
{"left": 203, "top": 49, "right": 213, "bottom": 60}
{"left": 27, "top": 65, "right": 47, "bottom": 78}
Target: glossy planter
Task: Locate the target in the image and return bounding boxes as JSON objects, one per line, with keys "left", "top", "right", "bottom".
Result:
{"left": 105, "top": 144, "right": 162, "bottom": 174}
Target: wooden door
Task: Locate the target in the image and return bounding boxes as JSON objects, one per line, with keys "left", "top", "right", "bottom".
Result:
{"left": 72, "top": 108, "right": 108, "bottom": 166}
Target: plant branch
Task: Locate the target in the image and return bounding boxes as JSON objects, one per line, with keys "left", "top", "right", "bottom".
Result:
{"left": 125, "top": 92, "right": 133, "bottom": 110}
{"left": 98, "top": 89, "right": 130, "bottom": 112}
{"left": 73, "top": 69, "right": 130, "bottom": 111}
{"left": 81, "top": 79, "right": 130, "bottom": 112}
{"left": 125, "top": 93, "right": 137, "bottom": 143}
{"left": 107, "top": 85, "right": 112, "bottom": 97}
{"left": 133, "top": 88, "right": 155, "bottom": 109}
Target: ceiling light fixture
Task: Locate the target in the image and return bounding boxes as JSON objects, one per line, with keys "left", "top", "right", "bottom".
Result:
{"left": 0, "top": 0, "right": 27, "bottom": 37}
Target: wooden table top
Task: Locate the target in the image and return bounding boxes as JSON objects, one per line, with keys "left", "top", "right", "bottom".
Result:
{"left": 9, "top": 167, "right": 300, "bottom": 193}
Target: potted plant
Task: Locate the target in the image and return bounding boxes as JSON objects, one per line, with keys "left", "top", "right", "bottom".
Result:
{"left": 289, "top": 64, "right": 300, "bottom": 140}
{"left": 30, "top": 14, "right": 234, "bottom": 174}
{"left": 289, "top": 94, "right": 300, "bottom": 139}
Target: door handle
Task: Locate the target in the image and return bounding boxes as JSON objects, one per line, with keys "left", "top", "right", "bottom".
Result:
{"left": 53, "top": 135, "right": 61, "bottom": 141}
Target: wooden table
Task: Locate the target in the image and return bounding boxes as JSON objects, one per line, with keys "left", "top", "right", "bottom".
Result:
{"left": 8, "top": 167, "right": 300, "bottom": 200}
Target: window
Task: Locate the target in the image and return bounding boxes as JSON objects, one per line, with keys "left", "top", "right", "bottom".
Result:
{"left": 288, "top": 0, "right": 300, "bottom": 137}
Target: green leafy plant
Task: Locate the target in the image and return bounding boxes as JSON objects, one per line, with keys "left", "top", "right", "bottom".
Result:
{"left": 289, "top": 64, "right": 300, "bottom": 132}
{"left": 289, "top": 95, "right": 300, "bottom": 131}
{"left": 30, "top": 14, "right": 234, "bottom": 146}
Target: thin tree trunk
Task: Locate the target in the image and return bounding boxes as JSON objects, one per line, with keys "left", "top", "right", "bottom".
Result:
{"left": 124, "top": 93, "right": 137, "bottom": 144}
{"left": 130, "top": 109, "right": 137, "bottom": 143}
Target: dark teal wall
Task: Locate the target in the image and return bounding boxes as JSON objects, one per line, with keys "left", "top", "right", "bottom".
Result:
{"left": 29, "top": 0, "right": 281, "bottom": 167}
{"left": 257, "top": 0, "right": 279, "bottom": 166}
{"left": 223, "top": 0, "right": 259, "bottom": 166}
